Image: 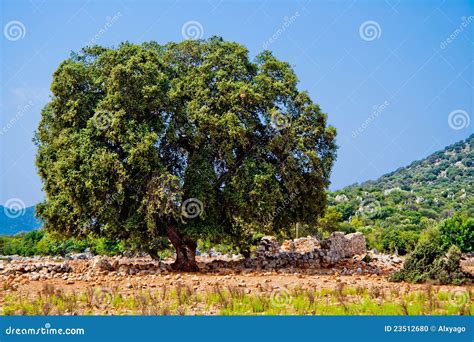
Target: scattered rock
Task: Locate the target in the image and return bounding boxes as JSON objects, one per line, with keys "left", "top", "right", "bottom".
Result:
{"left": 0, "top": 232, "right": 402, "bottom": 284}
{"left": 92, "top": 258, "right": 114, "bottom": 272}
{"left": 67, "top": 248, "right": 93, "bottom": 260}
{"left": 392, "top": 257, "right": 402, "bottom": 264}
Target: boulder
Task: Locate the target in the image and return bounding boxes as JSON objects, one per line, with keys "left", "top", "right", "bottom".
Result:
{"left": 92, "top": 257, "right": 114, "bottom": 272}
{"left": 292, "top": 236, "right": 321, "bottom": 253}
{"left": 344, "top": 232, "right": 366, "bottom": 257}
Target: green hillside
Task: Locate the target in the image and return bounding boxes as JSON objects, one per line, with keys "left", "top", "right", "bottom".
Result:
{"left": 328, "top": 134, "right": 473, "bottom": 254}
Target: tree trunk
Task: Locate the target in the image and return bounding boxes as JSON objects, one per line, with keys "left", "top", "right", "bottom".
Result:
{"left": 166, "top": 226, "right": 199, "bottom": 272}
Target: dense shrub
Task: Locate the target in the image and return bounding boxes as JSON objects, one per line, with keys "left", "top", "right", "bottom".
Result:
{"left": 439, "top": 214, "right": 473, "bottom": 252}
{"left": 427, "top": 245, "right": 468, "bottom": 285}
{"left": 0, "top": 231, "right": 123, "bottom": 257}
{"left": 315, "top": 206, "right": 342, "bottom": 233}
{"left": 0, "top": 231, "right": 45, "bottom": 256}
{"left": 390, "top": 229, "right": 470, "bottom": 285}
{"left": 380, "top": 228, "right": 419, "bottom": 255}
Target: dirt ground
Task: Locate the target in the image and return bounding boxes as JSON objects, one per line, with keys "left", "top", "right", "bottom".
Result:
{"left": 1, "top": 255, "right": 472, "bottom": 315}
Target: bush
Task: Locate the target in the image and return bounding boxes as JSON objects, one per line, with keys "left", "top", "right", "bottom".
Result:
{"left": 89, "top": 238, "right": 124, "bottom": 256}
{"left": 315, "top": 206, "right": 342, "bottom": 233}
{"left": 337, "top": 222, "right": 356, "bottom": 234}
{"left": 372, "top": 206, "right": 395, "bottom": 220}
{"left": 0, "top": 231, "right": 123, "bottom": 257}
{"left": 439, "top": 213, "right": 474, "bottom": 252}
{"left": 390, "top": 230, "right": 469, "bottom": 285}
{"left": 35, "top": 233, "right": 90, "bottom": 255}
{"left": 0, "top": 231, "right": 45, "bottom": 256}
{"left": 427, "top": 245, "right": 467, "bottom": 285}
{"left": 380, "top": 228, "right": 419, "bottom": 255}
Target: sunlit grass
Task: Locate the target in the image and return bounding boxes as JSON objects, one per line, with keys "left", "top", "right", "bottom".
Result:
{"left": 1, "top": 284, "right": 472, "bottom": 316}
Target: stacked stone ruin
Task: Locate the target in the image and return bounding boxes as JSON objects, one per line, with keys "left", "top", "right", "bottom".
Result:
{"left": 0, "top": 232, "right": 368, "bottom": 277}
{"left": 202, "top": 232, "right": 367, "bottom": 272}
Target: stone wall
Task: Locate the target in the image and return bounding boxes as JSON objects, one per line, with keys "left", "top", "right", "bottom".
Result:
{"left": 249, "top": 232, "right": 366, "bottom": 270}
{"left": 0, "top": 232, "right": 367, "bottom": 277}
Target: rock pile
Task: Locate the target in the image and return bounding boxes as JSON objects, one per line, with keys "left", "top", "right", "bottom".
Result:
{"left": 203, "top": 232, "right": 367, "bottom": 272}
{"left": 255, "top": 236, "right": 280, "bottom": 257}
{"left": 2, "top": 262, "right": 72, "bottom": 276}
{"left": 252, "top": 232, "right": 366, "bottom": 269}
{"left": 92, "top": 257, "right": 115, "bottom": 272}
{"left": 319, "top": 232, "right": 366, "bottom": 264}
{"left": 281, "top": 236, "right": 321, "bottom": 253}
{"left": 0, "top": 232, "right": 369, "bottom": 277}
{"left": 113, "top": 260, "right": 169, "bottom": 275}
{"left": 320, "top": 232, "right": 346, "bottom": 264}
{"left": 66, "top": 249, "right": 93, "bottom": 260}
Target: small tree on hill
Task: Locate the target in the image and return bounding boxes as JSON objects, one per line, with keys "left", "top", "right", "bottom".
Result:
{"left": 439, "top": 213, "right": 473, "bottom": 252}
{"left": 35, "top": 38, "right": 337, "bottom": 271}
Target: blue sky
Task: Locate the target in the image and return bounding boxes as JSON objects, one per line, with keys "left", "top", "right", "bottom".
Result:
{"left": 0, "top": 0, "right": 473, "bottom": 207}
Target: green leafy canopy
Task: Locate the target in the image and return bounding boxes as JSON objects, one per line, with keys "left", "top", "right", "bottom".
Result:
{"left": 35, "top": 37, "right": 337, "bottom": 256}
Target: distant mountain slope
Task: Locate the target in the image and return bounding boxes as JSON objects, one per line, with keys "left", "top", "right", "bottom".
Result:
{"left": 0, "top": 205, "right": 42, "bottom": 235}
{"left": 329, "top": 134, "right": 473, "bottom": 253}
{"left": 326, "top": 134, "right": 474, "bottom": 254}
{"left": 357, "top": 133, "right": 473, "bottom": 194}
{"left": 331, "top": 134, "right": 473, "bottom": 217}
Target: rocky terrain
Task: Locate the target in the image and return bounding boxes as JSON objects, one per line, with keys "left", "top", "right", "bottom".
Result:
{"left": 0, "top": 233, "right": 472, "bottom": 315}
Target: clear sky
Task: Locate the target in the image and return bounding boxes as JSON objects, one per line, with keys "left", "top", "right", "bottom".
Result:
{"left": 1, "top": 0, "right": 473, "bottom": 207}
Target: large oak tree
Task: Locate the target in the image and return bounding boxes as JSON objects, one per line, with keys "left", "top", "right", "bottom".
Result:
{"left": 35, "top": 37, "right": 337, "bottom": 271}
